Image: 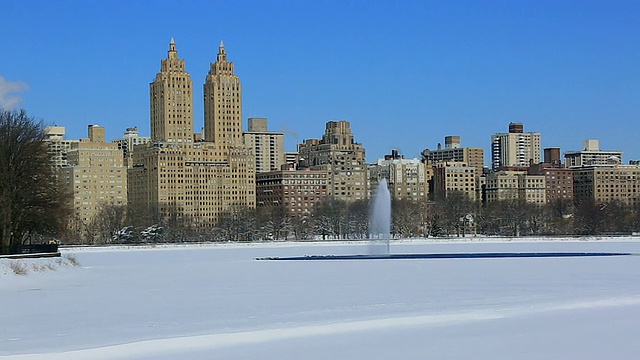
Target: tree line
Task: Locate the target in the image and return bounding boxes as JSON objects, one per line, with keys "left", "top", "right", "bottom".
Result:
{"left": 79, "top": 191, "right": 640, "bottom": 245}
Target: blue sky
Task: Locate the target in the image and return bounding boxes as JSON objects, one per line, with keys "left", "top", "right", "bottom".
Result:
{"left": 2, "top": 0, "right": 639, "bottom": 163}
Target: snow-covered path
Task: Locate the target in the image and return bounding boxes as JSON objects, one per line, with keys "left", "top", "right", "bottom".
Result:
{"left": 2, "top": 239, "right": 640, "bottom": 359}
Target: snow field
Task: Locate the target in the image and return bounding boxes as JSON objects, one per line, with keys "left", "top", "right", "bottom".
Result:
{"left": 2, "top": 239, "right": 640, "bottom": 359}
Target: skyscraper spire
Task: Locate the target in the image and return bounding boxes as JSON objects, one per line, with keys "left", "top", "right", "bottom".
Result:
{"left": 168, "top": 37, "right": 177, "bottom": 58}
{"left": 217, "top": 40, "right": 227, "bottom": 62}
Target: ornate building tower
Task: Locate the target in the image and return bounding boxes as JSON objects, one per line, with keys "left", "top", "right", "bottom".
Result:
{"left": 298, "top": 121, "right": 367, "bottom": 202}
{"left": 149, "top": 38, "right": 194, "bottom": 145}
{"left": 204, "top": 41, "right": 243, "bottom": 151}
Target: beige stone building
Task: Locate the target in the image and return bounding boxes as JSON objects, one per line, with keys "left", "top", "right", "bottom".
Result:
{"left": 298, "top": 120, "right": 367, "bottom": 202}
{"left": 565, "top": 140, "right": 623, "bottom": 168}
{"left": 485, "top": 170, "right": 546, "bottom": 204}
{"left": 256, "top": 169, "right": 328, "bottom": 216}
{"left": 573, "top": 165, "right": 640, "bottom": 206}
{"left": 368, "top": 149, "right": 430, "bottom": 202}
{"left": 128, "top": 39, "right": 255, "bottom": 230}
{"left": 432, "top": 162, "right": 477, "bottom": 201}
{"left": 59, "top": 125, "right": 127, "bottom": 232}
{"left": 491, "top": 122, "right": 541, "bottom": 170}
{"left": 243, "top": 118, "right": 285, "bottom": 173}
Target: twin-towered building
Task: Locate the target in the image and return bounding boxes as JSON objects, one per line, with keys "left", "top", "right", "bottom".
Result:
{"left": 127, "top": 39, "right": 255, "bottom": 231}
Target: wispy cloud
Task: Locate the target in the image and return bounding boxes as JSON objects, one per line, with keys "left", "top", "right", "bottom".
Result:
{"left": 0, "top": 76, "right": 29, "bottom": 109}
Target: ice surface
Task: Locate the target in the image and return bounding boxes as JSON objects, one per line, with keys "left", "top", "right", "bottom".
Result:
{"left": 2, "top": 238, "right": 640, "bottom": 359}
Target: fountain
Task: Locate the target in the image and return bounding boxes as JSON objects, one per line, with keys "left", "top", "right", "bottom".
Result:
{"left": 368, "top": 178, "right": 391, "bottom": 256}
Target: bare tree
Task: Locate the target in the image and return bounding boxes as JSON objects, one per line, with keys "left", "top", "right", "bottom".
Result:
{"left": 290, "top": 215, "right": 312, "bottom": 240}
{"left": 89, "top": 204, "right": 128, "bottom": 244}
{"left": 347, "top": 199, "right": 369, "bottom": 239}
{"left": 312, "top": 198, "right": 348, "bottom": 240}
{"left": 0, "top": 109, "right": 71, "bottom": 254}
{"left": 438, "top": 191, "right": 474, "bottom": 237}
{"left": 257, "top": 205, "right": 290, "bottom": 240}
{"left": 215, "top": 205, "right": 257, "bottom": 242}
{"left": 392, "top": 199, "right": 423, "bottom": 238}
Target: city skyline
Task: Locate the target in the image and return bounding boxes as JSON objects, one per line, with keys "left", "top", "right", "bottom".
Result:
{"left": 2, "top": 1, "right": 639, "bottom": 163}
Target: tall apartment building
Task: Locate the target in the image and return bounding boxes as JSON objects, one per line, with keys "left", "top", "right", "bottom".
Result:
{"left": 491, "top": 122, "right": 541, "bottom": 170}
{"left": 421, "top": 136, "right": 484, "bottom": 176}
{"left": 298, "top": 120, "right": 367, "bottom": 202}
{"left": 59, "top": 125, "right": 127, "bottom": 233}
{"left": 256, "top": 169, "right": 328, "bottom": 216}
{"left": 44, "top": 126, "right": 79, "bottom": 167}
{"left": 128, "top": 39, "right": 255, "bottom": 230}
{"left": 573, "top": 165, "right": 640, "bottom": 206}
{"left": 432, "top": 162, "right": 477, "bottom": 201}
{"left": 112, "top": 127, "right": 151, "bottom": 167}
{"left": 243, "top": 117, "right": 285, "bottom": 173}
{"left": 485, "top": 170, "right": 546, "bottom": 204}
{"left": 368, "top": 149, "right": 430, "bottom": 202}
{"left": 564, "top": 140, "right": 623, "bottom": 168}
{"left": 204, "top": 40, "right": 243, "bottom": 150}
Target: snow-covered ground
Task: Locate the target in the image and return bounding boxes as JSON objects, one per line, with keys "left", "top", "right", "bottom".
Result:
{"left": 2, "top": 238, "right": 640, "bottom": 359}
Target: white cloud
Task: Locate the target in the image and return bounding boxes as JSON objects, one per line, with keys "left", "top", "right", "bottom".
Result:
{"left": 0, "top": 76, "right": 29, "bottom": 109}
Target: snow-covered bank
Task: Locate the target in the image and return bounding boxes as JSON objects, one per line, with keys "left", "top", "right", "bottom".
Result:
{"left": 2, "top": 240, "right": 640, "bottom": 359}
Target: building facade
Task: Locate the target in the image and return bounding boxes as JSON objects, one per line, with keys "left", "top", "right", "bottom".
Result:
{"left": 256, "top": 169, "right": 328, "bottom": 216}
{"left": 369, "top": 149, "right": 430, "bottom": 202}
{"left": 59, "top": 125, "right": 127, "bottom": 236}
{"left": 491, "top": 122, "right": 541, "bottom": 170}
{"left": 432, "top": 162, "right": 477, "bottom": 201}
{"left": 485, "top": 170, "right": 546, "bottom": 204}
{"left": 528, "top": 163, "right": 574, "bottom": 204}
{"left": 243, "top": 118, "right": 285, "bottom": 173}
{"left": 298, "top": 120, "right": 367, "bottom": 202}
{"left": 573, "top": 165, "right": 640, "bottom": 206}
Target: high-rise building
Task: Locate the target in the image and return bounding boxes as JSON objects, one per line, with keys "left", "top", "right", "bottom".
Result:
{"left": 150, "top": 38, "right": 193, "bottom": 145}
{"left": 111, "top": 127, "right": 151, "bottom": 167}
{"left": 564, "top": 140, "right": 623, "bottom": 168}
{"left": 44, "top": 126, "right": 79, "bottom": 167}
{"left": 59, "top": 125, "right": 127, "bottom": 237}
{"left": 421, "top": 136, "right": 484, "bottom": 179}
{"left": 491, "top": 122, "right": 541, "bottom": 170}
{"left": 204, "top": 41, "right": 243, "bottom": 150}
{"left": 128, "top": 39, "right": 255, "bottom": 230}
{"left": 298, "top": 120, "right": 367, "bottom": 202}
{"left": 243, "top": 118, "right": 285, "bottom": 173}
{"left": 368, "top": 149, "right": 430, "bottom": 202}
